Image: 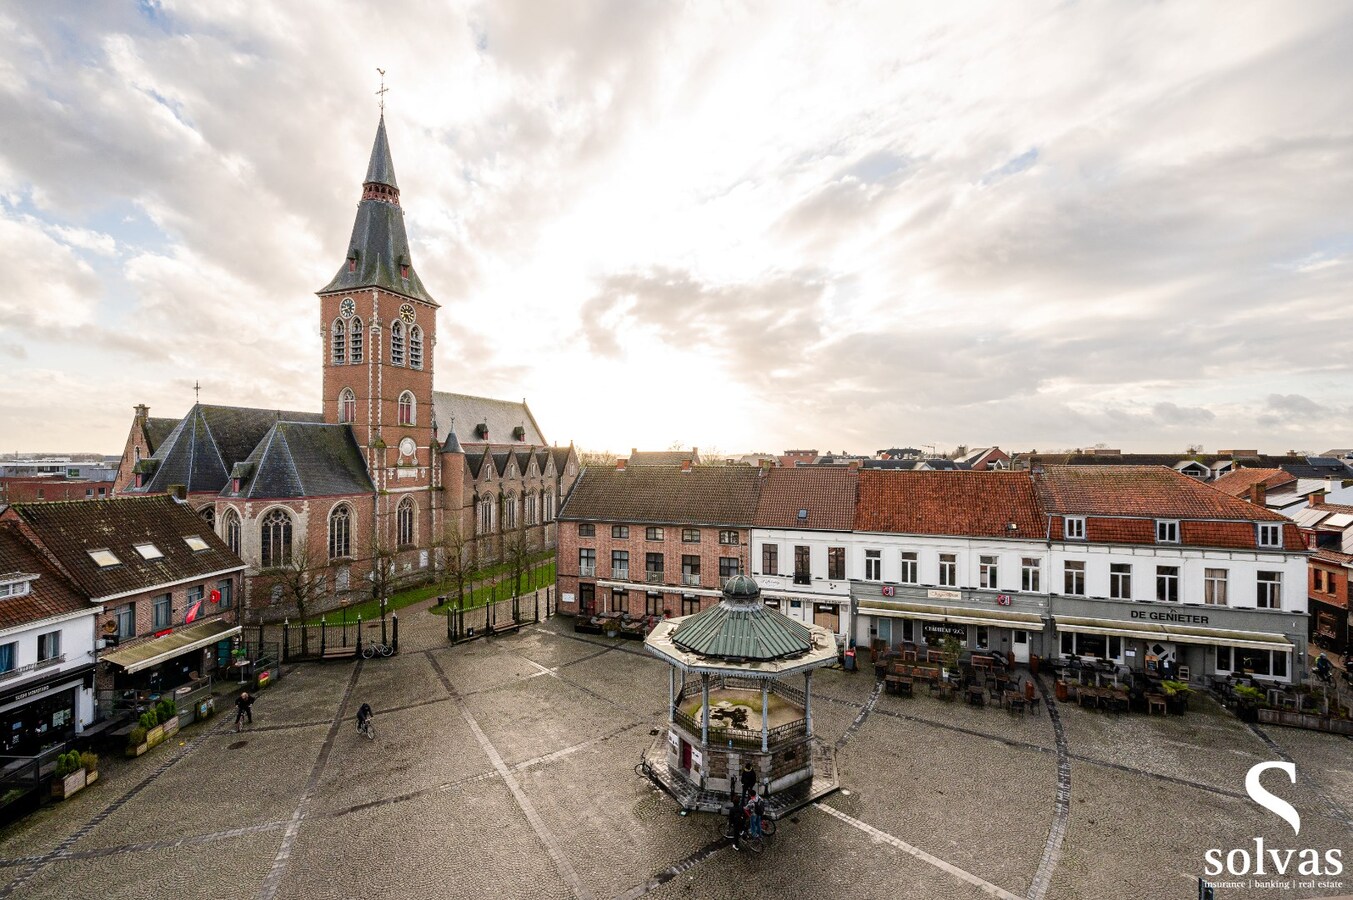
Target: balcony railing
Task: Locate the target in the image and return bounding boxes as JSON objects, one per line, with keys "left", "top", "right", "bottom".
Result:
{"left": 682, "top": 573, "right": 700, "bottom": 587}
{"left": 793, "top": 573, "right": 812, "bottom": 585}
{"left": 613, "top": 567, "right": 629, "bottom": 581}
{"left": 579, "top": 565, "right": 596, "bottom": 578}
{"left": 646, "top": 571, "right": 665, "bottom": 584}
{"left": 0, "top": 654, "right": 66, "bottom": 683}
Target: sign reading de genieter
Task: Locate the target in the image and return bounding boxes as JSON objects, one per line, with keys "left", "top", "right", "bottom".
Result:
{"left": 1201, "top": 762, "right": 1344, "bottom": 890}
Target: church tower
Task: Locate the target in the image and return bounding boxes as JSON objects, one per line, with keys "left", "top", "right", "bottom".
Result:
{"left": 318, "top": 115, "right": 438, "bottom": 506}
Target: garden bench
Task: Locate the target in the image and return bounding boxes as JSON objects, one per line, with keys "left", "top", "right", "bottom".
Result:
{"left": 321, "top": 646, "right": 358, "bottom": 660}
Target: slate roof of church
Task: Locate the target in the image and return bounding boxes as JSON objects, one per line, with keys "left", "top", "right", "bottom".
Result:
{"left": 0, "top": 523, "right": 92, "bottom": 632}
{"left": 318, "top": 116, "right": 436, "bottom": 305}
{"left": 137, "top": 404, "right": 322, "bottom": 495}
{"left": 144, "top": 417, "right": 179, "bottom": 454}
{"left": 432, "top": 391, "right": 546, "bottom": 448}
{"left": 222, "top": 422, "right": 373, "bottom": 500}
{"left": 8, "top": 496, "right": 244, "bottom": 601}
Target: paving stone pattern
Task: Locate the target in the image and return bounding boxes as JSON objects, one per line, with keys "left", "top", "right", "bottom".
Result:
{"left": 1, "top": 606, "right": 1349, "bottom": 900}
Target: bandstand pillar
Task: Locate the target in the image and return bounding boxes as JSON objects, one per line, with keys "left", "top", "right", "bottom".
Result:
{"left": 804, "top": 671, "right": 813, "bottom": 737}
{"left": 700, "top": 673, "right": 710, "bottom": 746}
{"left": 668, "top": 666, "right": 675, "bottom": 723}
{"left": 760, "top": 679, "right": 769, "bottom": 752}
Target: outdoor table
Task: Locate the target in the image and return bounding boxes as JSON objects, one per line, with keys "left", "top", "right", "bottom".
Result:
{"left": 965, "top": 685, "right": 985, "bottom": 707}
{"left": 1146, "top": 692, "right": 1167, "bottom": 715}
{"left": 1004, "top": 690, "right": 1026, "bottom": 714}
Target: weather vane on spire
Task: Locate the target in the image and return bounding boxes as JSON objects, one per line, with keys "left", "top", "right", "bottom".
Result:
{"left": 376, "top": 68, "right": 388, "bottom": 114}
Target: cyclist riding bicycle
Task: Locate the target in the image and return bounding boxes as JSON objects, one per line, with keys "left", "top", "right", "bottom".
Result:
{"left": 356, "top": 702, "right": 374, "bottom": 735}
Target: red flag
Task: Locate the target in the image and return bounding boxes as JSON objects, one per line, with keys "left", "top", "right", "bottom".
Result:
{"left": 185, "top": 599, "right": 203, "bottom": 624}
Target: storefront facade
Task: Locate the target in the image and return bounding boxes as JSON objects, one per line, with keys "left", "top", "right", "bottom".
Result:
{"left": 853, "top": 580, "right": 1050, "bottom": 662}
{"left": 0, "top": 665, "right": 96, "bottom": 756}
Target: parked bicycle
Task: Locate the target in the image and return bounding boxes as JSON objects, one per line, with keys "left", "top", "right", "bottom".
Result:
{"left": 361, "top": 641, "right": 394, "bottom": 659}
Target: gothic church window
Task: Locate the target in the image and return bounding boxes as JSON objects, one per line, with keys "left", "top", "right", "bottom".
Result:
{"left": 477, "top": 496, "right": 493, "bottom": 535}
{"left": 198, "top": 506, "right": 215, "bottom": 529}
{"left": 260, "top": 508, "right": 293, "bottom": 568}
{"left": 222, "top": 509, "right": 241, "bottom": 556}
{"left": 329, "top": 504, "right": 352, "bottom": 559}
{"left": 339, "top": 389, "right": 356, "bottom": 424}
{"left": 331, "top": 319, "right": 346, "bottom": 364}
{"left": 391, "top": 321, "right": 405, "bottom": 366}
{"left": 409, "top": 325, "right": 423, "bottom": 370}
{"left": 398, "top": 391, "right": 415, "bottom": 426}
{"left": 350, "top": 317, "right": 363, "bottom": 363}
{"left": 397, "top": 497, "right": 415, "bottom": 547}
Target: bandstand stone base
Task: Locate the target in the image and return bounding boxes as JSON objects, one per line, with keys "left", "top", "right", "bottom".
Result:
{"left": 640, "top": 726, "right": 839, "bottom": 819}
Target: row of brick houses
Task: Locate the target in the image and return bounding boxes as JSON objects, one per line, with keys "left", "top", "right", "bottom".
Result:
{"left": 0, "top": 496, "right": 245, "bottom": 756}
{"left": 557, "top": 464, "right": 1316, "bottom": 682}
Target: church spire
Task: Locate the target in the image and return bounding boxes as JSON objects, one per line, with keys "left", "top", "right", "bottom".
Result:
{"left": 364, "top": 115, "right": 399, "bottom": 193}
{"left": 318, "top": 115, "right": 436, "bottom": 306}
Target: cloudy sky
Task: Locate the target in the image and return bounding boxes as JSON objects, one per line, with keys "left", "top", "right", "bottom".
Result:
{"left": 2, "top": 1, "right": 1352, "bottom": 458}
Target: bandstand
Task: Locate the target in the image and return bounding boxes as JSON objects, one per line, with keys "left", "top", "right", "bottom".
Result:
{"left": 641, "top": 574, "right": 840, "bottom": 816}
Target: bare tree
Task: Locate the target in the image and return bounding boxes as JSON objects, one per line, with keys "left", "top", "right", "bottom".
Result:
{"left": 506, "top": 519, "right": 531, "bottom": 598}
{"left": 577, "top": 448, "right": 616, "bottom": 467}
{"left": 263, "top": 542, "right": 329, "bottom": 653}
{"left": 361, "top": 520, "right": 398, "bottom": 629}
{"left": 432, "top": 518, "right": 471, "bottom": 608}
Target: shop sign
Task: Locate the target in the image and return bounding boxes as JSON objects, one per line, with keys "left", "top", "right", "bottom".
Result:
{"left": 927, "top": 589, "right": 961, "bottom": 601}
{"left": 690, "top": 747, "right": 703, "bottom": 771}
{"left": 922, "top": 622, "right": 967, "bottom": 640}
{"left": 881, "top": 585, "right": 895, "bottom": 597}
{"left": 13, "top": 684, "right": 52, "bottom": 701}
{"left": 668, "top": 731, "right": 679, "bottom": 754}
{"left": 257, "top": 670, "right": 271, "bottom": 688}
{"left": 209, "top": 589, "right": 221, "bottom": 604}
{"left": 1130, "top": 609, "right": 1209, "bottom": 625}
{"left": 995, "top": 594, "right": 1012, "bottom": 606}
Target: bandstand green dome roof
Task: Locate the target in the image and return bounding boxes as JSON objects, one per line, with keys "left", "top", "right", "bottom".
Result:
{"left": 670, "top": 574, "right": 814, "bottom": 661}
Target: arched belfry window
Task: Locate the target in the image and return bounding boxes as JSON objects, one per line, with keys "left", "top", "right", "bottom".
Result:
{"left": 260, "top": 508, "right": 293, "bottom": 568}
{"left": 398, "top": 391, "right": 415, "bottom": 426}
{"left": 409, "top": 325, "right": 423, "bottom": 370}
{"left": 350, "top": 317, "right": 364, "bottom": 363}
{"left": 390, "top": 321, "right": 405, "bottom": 366}
{"left": 329, "top": 503, "right": 352, "bottom": 559}
{"left": 339, "top": 388, "right": 356, "bottom": 424}
{"left": 331, "top": 319, "right": 346, "bottom": 364}
{"left": 198, "top": 505, "right": 215, "bottom": 529}
{"left": 397, "top": 496, "right": 415, "bottom": 547}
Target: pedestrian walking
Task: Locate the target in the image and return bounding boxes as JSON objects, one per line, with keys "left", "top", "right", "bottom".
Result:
{"left": 234, "top": 690, "right": 255, "bottom": 732}
{"left": 739, "top": 761, "right": 756, "bottom": 801}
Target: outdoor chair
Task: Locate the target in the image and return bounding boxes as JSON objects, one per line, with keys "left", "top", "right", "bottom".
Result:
{"left": 1146, "top": 693, "right": 1166, "bottom": 715}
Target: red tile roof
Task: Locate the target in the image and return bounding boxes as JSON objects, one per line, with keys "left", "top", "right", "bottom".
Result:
{"left": 1211, "top": 467, "right": 1296, "bottom": 497}
{"left": 754, "top": 467, "right": 857, "bottom": 531}
{"left": 0, "top": 523, "right": 92, "bottom": 631}
{"left": 1313, "top": 548, "right": 1353, "bottom": 566}
{"left": 856, "top": 471, "right": 1044, "bottom": 538}
{"left": 1034, "top": 466, "right": 1292, "bottom": 521}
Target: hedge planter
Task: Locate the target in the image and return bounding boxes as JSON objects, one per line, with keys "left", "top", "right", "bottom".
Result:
{"left": 1257, "top": 708, "right": 1353, "bottom": 735}
{"left": 51, "top": 768, "right": 96, "bottom": 800}
{"left": 126, "top": 715, "right": 180, "bottom": 758}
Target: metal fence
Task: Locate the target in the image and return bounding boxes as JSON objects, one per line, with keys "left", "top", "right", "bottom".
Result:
{"left": 447, "top": 586, "right": 553, "bottom": 643}
{"left": 282, "top": 617, "right": 398, "bottom": 662}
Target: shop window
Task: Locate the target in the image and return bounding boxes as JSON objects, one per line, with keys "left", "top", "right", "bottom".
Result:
{"left": 1217, "top": 645, "right": 1288, "bottom": 678}
{"left": 578, "top": 582, "right": 595, "bottom": 614}
{"left": 611, "top": 589, "right": 627, "bottom": 612}
{"left": 645, "top": 592, "right": 663, "bottom": 616}
{"left": 975, "top": 626, "right": 990, "bottom": 649}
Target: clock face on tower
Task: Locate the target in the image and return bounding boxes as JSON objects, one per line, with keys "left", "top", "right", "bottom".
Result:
{"left": 399, "top": 437, "right": 416, "bottom": 458}
{"left": 398, "top": 303, "right": 415, "bottom": 324}
{"left": 340, "top": 297, "right": 355, "bottom": 318}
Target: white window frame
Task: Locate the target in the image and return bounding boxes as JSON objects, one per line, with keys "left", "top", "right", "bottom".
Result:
{"left": 864, "top": 549, "right": 882, "bottom": 582}
{"left": 1155, "top": 520, "right": 1179, "bottom": 544}
{"left": 1109, "top": 563, "right": 1132, "bottom": 600}
{"left": 1204, "top": 568, "right": 1228, "bottom": 606}
{"left": 1064, "top": 516, "right": 1086, "bottom": 540}
{"left": 938, "top": 553, "right": 957, "bottom": 587}
{"left": 1256, "top": 523, "right": 1282, "bottom": 548}
{"left": 899, "top": 552, "right": 918, "bottom": 584}
{"left": 979, "top": 555, "right": 999, "bottom": 590}
{"left": 1021, "top": 557, "right": 1040, "bottom": 592}
{"left": 1064, "top": 561, "right": 1086, "bottom": 596}
{"left": 1256, "top": 571, "right": 1282, "bottom": 609}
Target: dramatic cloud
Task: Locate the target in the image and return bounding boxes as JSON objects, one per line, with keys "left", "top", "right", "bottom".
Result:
{"left": 1, "top": 2, "right": 1352, "bottom": 455}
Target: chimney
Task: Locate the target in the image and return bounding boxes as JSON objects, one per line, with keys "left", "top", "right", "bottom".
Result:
{"left": 847, "top": 460, "right": 862, "bottom": 470}
{"left": 1308, "top": 490, "right": 1326, "bottom": 507}
{"left": 1251, "top": 481, "right": 1267, "bottom": 506}
{"left": 134, "top": 403, "right": 149, "bottom": 423}
{"left": 616, "top": 458, "right": 627, "bottom": 472}
{"left": 681, "top": 459, "right": 692, "bottom": 474}
{"left": 167, "top": 484, "right": 187, "bottom": 502}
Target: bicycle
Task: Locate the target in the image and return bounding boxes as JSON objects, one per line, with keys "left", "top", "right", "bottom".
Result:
{"left": 722, "top": 823, "right": 765, "bottom": 854}
{"left": 361, "top": 642, "right": 394, "bottom": 659}
{"left": 357, "top": 716, "right": 375, "bottom": 740}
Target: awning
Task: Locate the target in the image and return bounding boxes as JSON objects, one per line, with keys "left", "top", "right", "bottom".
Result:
{"left": 859, "top": 599, "right": 1042, "bottom": 629}
{"left": 1054, "top": 616, "right": 1292, "bottom": 651}
{"left": 102, "top": 620, "right": 241, "bottom": 674}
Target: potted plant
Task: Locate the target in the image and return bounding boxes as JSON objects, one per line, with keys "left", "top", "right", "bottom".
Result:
{"left": 1232, "top": 684, "right": 1264, "bottom": 723}
{"left": 51, "top": 751, "right": 88, "bottom": 799}
{"left": 79, "top": 752, "right": 99, "bottom": 785}
{"left": 1161, "top": 680, "right": 1191, "bottom": 715}
{"left": 156, "top": 699, "right": 180, "bottom": 739}
{"left": 126, "top": 725, "right": 149, "bottom": 757}
{"left": 941, "top": 636, "right": 962, "bottom": 677}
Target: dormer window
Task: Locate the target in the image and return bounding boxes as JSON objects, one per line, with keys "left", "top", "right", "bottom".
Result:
{"left": 88, "top": 549, "right": 121, "bottom": 568}
{"left": 1257, "top": 523, "right": 1282, "bottom": 548}
{"left": 134, "top": 543, "right": 164, "bottom": 560}
{"left": 1064, "top": 516, "right": 1086, "bottom": 540}
{"left": 1155, "top": 520, "right": 1179, "bottom": 544}
{"left": 400, "top": 264, "right": 410, "bottom": 279}
{"left": 0, "top": 576, "right": 34, "bottom": 599}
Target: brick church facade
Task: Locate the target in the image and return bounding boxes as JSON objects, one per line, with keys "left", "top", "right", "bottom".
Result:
{"left": 116, "top": 116, "right": 578, "bottom": 621}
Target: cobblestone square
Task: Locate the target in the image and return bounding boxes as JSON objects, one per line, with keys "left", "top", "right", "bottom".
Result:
{"left": 0, "top": 611, "right": 1347, "bottom": 900}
